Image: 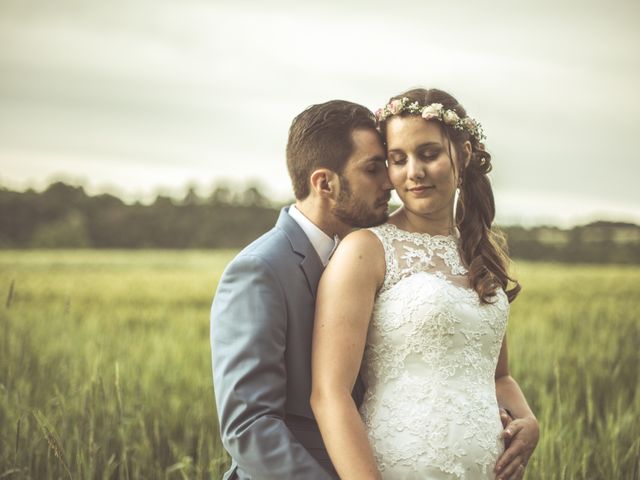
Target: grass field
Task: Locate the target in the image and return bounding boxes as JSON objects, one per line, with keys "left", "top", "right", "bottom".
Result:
{"left": 0, "top": 250, "right": 638, "bottom": 479}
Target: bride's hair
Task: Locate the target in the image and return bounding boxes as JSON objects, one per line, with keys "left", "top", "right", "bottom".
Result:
{"left": 379, "top": 88, "right": 521, "bottom": 304}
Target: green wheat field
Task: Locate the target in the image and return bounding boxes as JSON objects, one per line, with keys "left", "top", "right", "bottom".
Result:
{"left": 0, "top": 250, "right": 638, "bottom": 479}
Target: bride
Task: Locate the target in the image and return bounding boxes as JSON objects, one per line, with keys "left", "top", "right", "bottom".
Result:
{"left": 310, "top": 88, "right": 539, "bottom": 479}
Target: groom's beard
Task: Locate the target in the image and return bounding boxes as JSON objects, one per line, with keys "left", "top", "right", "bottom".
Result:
{"left": 332, "top": 175, "right": 389, "bottom": 228}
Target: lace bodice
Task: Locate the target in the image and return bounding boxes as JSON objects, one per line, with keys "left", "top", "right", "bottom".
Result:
{"left": 376, "top": 223, "right": 469, "bottom": 294}
{"left": 360, "top": 223, "right": 509, "bottom": 479}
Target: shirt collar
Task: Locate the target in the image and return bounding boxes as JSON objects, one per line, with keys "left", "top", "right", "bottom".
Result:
{"left": 288, "top": 204, "right": 339, "bottom": 266}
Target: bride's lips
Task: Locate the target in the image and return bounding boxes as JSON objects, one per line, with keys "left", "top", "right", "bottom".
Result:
{"left": 408, "top": 185, "right": 435, "bottom": 196}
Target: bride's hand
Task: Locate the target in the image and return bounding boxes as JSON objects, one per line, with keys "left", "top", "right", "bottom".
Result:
{"left": 494, "top": 415, "right": 539, "bottom": 480}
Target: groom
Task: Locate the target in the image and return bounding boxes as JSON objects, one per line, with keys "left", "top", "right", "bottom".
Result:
{"left": 210, "top": 100, "right": 392, "bottom": 479}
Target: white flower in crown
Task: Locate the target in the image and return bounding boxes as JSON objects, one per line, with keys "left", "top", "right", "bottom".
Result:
{"left": 421, "top": 103, "right": 442, "bottom": 120}
{"left": 407, "top": 101, "right": 421, "bottom": 112}
{"left": 443, "top": 110, "right": 460, "bottom": 125}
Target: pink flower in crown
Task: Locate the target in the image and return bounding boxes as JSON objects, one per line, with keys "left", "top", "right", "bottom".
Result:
{"left": 421, "top": 103, "right": 442, "bottom": 120}
{"left": 374, "top": 108, "right": 384, "bottom": 121}
{"left": 388, "top": 99, "right": 404, "bottom": 115}
{"left": 443, "top": 110, "right": 460, "bottom": 125}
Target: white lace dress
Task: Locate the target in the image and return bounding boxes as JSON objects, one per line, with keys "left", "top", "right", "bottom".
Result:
{"left": 359, "top": 223, "right": 509, "bottom": 479}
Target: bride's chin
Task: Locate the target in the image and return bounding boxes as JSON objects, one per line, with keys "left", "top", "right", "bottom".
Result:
{"left": 405, "top": 201, "right": 436, "bottom": 215}
{"left": 403, "top": 202, "right": 454, "bottom": 222}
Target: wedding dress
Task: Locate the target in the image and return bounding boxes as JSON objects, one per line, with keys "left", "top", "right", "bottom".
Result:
{"left": 359, "top": 223, "right": 509, "bottom": 479}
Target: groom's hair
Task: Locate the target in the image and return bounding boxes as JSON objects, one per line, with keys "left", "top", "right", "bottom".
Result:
{"left": 286, "top": 100, "right": 378, "bottom": 200}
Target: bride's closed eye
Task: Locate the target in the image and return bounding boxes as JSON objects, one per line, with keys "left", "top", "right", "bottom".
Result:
{"left": 418, "top": 147, "right": 442, "bottom": 161}
{"left": 388, "top": 154, "right": 406, "bottom": 165}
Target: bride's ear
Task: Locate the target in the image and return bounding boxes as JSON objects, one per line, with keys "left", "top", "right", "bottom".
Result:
{"left": 462, "top": 141, "right": 472, "bottom": 169}
{"left": 310, "top": 169, "right": 338, "bottom": 199}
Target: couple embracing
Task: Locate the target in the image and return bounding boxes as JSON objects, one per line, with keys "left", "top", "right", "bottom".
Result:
{"left": 210, "top": 88, "right": 540, "bottom": 480}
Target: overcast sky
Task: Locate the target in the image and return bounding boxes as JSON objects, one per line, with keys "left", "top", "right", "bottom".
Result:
{"left": 1, "top": 0, "right": 639, "bottom": 226}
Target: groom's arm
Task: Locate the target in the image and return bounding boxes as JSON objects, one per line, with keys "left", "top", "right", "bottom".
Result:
{"left": 211, "top": 253, "right": 332, "bottom": 480}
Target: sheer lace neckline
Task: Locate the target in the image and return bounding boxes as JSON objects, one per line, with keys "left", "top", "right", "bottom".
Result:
{"left": 369, "top": 223, "right": 469, "bottom": 295}
{"left": 385, "top": 222, "right": 460, "bottom": 242}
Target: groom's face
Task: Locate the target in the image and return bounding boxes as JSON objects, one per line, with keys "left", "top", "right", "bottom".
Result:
{"left": 331, "top": 128, "right": 392, "bottom": 228}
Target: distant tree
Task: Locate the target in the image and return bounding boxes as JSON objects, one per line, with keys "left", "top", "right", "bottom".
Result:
{"left": 209, "top": 185, "right": 232, "bottom": 205}
{"left": 30, "top": 210, "right": 90, "bottom": 248}
{"left": 182, "top": 185, "right": 201, "bottom": 206}
{"left": 39, "top": 182, "right": 88, "bottom": 219}
{"left": 239, "top": 185, "right": 270, "bottom": 207}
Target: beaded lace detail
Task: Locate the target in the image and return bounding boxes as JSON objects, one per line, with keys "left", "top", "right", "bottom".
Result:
{"left": 360, "top": 223, "right": 509, "bottom": 479}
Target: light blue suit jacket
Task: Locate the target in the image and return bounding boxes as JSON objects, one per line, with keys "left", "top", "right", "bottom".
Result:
{"left": 211, "top": 207, "right": 364, "bottom": 479}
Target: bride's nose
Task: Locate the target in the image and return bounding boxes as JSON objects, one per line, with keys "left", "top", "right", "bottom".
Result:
{"left": 407, "top": 157, "right": 426, "bottom": 181}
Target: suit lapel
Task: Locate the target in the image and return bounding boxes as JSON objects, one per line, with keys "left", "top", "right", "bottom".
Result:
{"left": 298, "top": 252, "right": 323, "bottom": 298}
{"left": 276, "top": 207, "right": 324, "bottom": 298}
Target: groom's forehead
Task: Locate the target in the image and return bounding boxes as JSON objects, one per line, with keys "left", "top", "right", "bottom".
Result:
{"left": 344, "top": 152, "right": 386, "bottom": 173}
{"left": 349, "top": 128, "right": 383, "bottom": 149}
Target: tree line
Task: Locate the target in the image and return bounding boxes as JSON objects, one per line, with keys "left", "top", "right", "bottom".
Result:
{"left": 1, "top": 182, "right": 639, "bottom": 263}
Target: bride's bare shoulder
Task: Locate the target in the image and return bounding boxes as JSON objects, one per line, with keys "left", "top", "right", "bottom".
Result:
{"left": 326, "top": 228, "right": 386, "bottom": 284}
{"left": 338, "top": 228, "right": 385, "bottom": 256}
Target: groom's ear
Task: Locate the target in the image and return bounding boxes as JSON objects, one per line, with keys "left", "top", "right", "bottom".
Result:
{"left": 310, "top": 168, "right": 338, "bottom": 198}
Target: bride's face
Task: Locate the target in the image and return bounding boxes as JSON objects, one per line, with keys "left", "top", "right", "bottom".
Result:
{"left": 385, "top": 116, "right": 461, "bottom": 219}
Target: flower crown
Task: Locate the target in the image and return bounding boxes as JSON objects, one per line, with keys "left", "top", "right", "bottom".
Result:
{"left": 375, "top": 97, "right": 486, "bottom": 142}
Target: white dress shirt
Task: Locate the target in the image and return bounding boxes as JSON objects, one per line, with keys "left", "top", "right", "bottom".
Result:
{"left": 288, "top": 204, "right": 339, "bottom": 266}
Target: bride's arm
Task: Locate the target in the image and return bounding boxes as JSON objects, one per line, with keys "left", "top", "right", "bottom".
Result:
{"left": 311, "top": 230, "right": 385, "bottom": 480}
{"left": 494, "top": 334, "right": 540, "bottom": 480}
